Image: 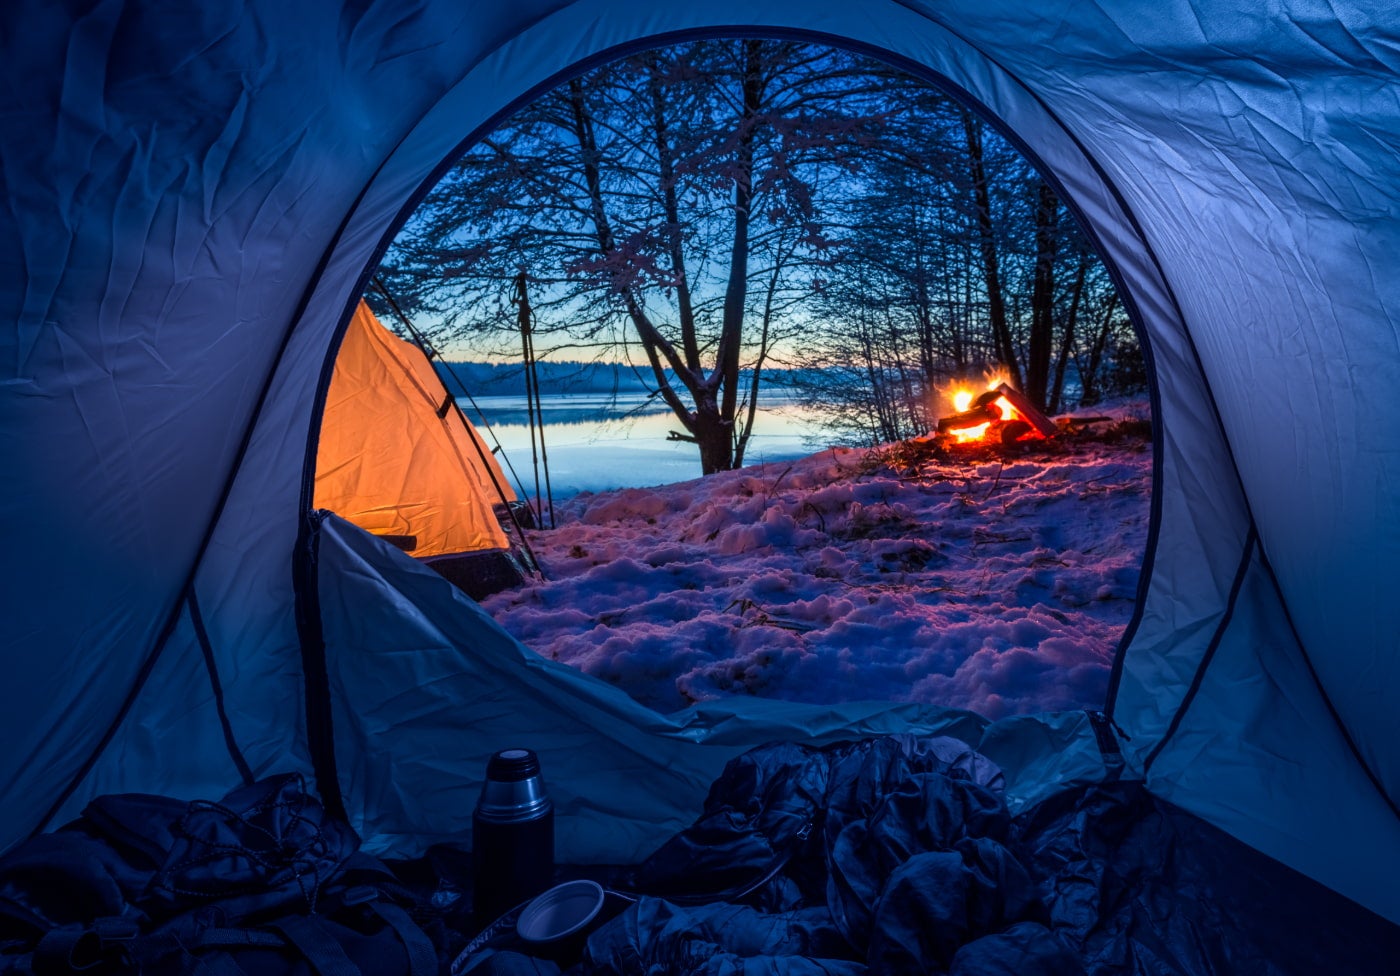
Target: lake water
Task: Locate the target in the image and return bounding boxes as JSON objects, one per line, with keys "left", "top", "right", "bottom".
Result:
{"left": 461, "top": 393, "right": 827, "bottom": 497}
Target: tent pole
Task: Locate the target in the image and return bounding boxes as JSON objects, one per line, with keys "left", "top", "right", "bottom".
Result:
{"left": 513, "top": 273, "right": 557, "bottom": 529}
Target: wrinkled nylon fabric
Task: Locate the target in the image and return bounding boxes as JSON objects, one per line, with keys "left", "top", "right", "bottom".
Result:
{"left": 1145, "top": 552, "right": 1400, "bottom": 921}
{"left": 572, "top": 745, "right": 1399, "bottom": 976}
{"left": 314, "top": 301, "right": 513, "bottom": 558}
{"left": 314, "top": 514, "right": 993, "bottom": 860}
{"left": 2, "top": 0, "right": 1397, "bottom": 926}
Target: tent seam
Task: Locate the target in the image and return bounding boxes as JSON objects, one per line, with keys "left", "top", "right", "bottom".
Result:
{"left": 188, "top": 590, "right": 256, "bottom": 786}
{"left": 30, "top": 598, "right": 190, "bottom": 836}
{"left": 1256, "top": 546, "right": 1400, "bottom": 823}
{"left": 1142, "top": 527, "right": 1257, "bottom": 773}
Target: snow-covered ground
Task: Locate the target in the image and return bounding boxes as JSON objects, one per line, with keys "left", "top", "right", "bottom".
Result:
{"left": 483, "top": 402, "right": 1152, "bottom": 720}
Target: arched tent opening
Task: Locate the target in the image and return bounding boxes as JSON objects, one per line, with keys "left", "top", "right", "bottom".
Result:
{"left": 2, "top": 0, "right": 1396, "bottom": 932}
{"left": 370, "top": 36, "right": 1157, "bottom": 720}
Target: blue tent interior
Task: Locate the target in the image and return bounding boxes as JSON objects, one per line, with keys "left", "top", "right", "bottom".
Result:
{"left": 1, "top": 0, "right": 1396, "bottom": 947}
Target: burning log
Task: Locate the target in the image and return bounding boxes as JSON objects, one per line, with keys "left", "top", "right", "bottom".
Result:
{"left": 1061, "top": 415, "right": 1112, "bottom": 426}
{"left": 992, "top": 383, "right": 1058, "bottom": 438}
{"left": 999, "top": 420, "right": 1033, "bottom": 445}
{"left": 936, "top": 401, "right": 1002, "bottom": 434}
{"left": 935, "top": 381, "right": 1058, "bottom": 444}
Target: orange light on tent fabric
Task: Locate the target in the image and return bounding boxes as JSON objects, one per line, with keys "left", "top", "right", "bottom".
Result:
{"left": 315, "top": 301, "right": 514, "bottom": 558}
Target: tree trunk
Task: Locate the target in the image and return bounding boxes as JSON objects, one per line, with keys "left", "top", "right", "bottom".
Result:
{"left": 912, "top": 201, "right": 937, "bottom": 386}
{"left": 567, "top": 77, "right": 702, "bottom": 443}
{"left": 705, "top": 39, "right": 765, "bottom": 474}
{"left": 961, "top": 109, "right": 1022, "bottom": 389}
{"left": 694, "top": 404, "right": 734, "bottom": 474}
{"left": 647, "top": 57, "right": 703, "bottom": 374}
{"left": 1076, "top": 291, "right": 1119, "bottom": 406}
{"left": 1025, "top": 178, "right": 1058, "bottom": 410}
{"left": 734, "top": 236, "right": 790, "bottom": 467}
{"left": 1049, "top": 248, "right": 1090, "bottom": 414}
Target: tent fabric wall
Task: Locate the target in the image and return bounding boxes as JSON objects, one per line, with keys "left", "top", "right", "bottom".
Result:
{"left": 1, "top": 0, "right": 1396, "bottom": 923}
{"left": 315, "top": 511, "right": 999, "bottom": 860}
{"left": 1144, "top": 550, "right": 1400, "bottom": 922}
{"left": 314, "top": 300, "right": 513, "bottom": 558}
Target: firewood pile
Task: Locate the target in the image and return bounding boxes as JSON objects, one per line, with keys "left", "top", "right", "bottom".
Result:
{"left": 934, "top": 383, "right": 1058, "bottom": 447}
{"left": 870, "top": 399, "right": 1151, "bottom": 476}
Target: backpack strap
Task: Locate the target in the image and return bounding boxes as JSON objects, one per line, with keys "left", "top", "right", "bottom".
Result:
{"left": 194, "top": 928, "right": 287, "bottom": 950}
{"left": 268, "top": 916, "right": 362, "bottom": 976}
{"left": 365, "top": 900, "right": 437, "bottom": 976}
{"left": 334, "top": 857, "right": 437, "bottom": 976}
{"left": 32, "top": 917, "right": 140, "bottom": 973}
{"left": 179, "top": 945, "right": 259, "bottom": 976}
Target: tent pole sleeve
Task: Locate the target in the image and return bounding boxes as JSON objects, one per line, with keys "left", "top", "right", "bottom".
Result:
{"left": 1143, "top": 528, "right": 1257, "bottom": 773}
{"left": 189, "top": 589, "right": 256, "bottom": 786}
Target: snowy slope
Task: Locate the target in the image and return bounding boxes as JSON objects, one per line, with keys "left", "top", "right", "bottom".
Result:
{"left": 483, "top": 404, "right": 1152, "bottom": 719}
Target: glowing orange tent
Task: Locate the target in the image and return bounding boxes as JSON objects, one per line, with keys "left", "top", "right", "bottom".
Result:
{"left": 315, "top": 301, "right": 516, "bottom": 559}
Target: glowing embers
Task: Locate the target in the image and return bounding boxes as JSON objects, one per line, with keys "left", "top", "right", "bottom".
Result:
{"left": 936, "top": 375, "right": 1058, "bottom": 447}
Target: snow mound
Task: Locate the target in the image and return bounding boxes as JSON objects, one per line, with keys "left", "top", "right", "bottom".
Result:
{"left": 484, "top": 409, "right": 1152, "bottom": 720}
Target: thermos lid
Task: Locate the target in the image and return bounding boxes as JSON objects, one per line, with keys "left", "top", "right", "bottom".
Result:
{"left": 476, "top": 748, "right": 552, "bottom": 821}
{"left": 517, "top": 880, "right": 606, "bottom": 944}
{"left": 486, "top": 748, "right": 542, "bottom": 782}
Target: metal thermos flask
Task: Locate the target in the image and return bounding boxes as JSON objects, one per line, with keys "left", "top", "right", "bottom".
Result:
{"left": 472, "top": 748, "right": 554, "bottom": 923}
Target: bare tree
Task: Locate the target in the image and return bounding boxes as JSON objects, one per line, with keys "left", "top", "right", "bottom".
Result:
{"left": 380, "top": 40, "right": 1143, "bottom": 458}
{"left": 381, "top": 40, "right": 887, "bottom": 473}
{"left": 789, "top": 97, "right": 1140, "bottom": 442}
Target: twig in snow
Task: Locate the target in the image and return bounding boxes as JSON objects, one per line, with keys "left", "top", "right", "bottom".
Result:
{"left": 983, "top": 463, "right": 1004, "bottom": 501}
{"left": 765, "top": 464, "right": 796, "bottom": 503}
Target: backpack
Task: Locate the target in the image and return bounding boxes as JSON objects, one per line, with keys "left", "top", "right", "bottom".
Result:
{"left": 0, "top": 775, "right": 437, "bottom": 976}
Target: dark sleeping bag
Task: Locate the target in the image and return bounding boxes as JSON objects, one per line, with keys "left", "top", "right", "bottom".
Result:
{"left": 581, "top": 735, "right": 1080, "bottom": 975}
{"left": 567, "top": 734, "right": 1400, "bottom": 976}
{"left": 0, "top": 775, "right": 437, "bottom": 976}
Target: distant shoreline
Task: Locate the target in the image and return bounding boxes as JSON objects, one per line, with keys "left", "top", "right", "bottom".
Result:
{"left": 435, "top": 359, "right": 809, "bottom": 400}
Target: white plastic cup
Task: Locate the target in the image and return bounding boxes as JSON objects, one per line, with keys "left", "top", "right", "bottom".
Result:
{"left": 515, "top": 880, "right": 607, "bottom": 962}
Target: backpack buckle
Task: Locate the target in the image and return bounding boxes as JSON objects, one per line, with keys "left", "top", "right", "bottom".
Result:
{"left": 91, "top": 917, "right": 141, "bottom": 943}
{"left": 341, "top": 884, "right": 380, "bottom": 906}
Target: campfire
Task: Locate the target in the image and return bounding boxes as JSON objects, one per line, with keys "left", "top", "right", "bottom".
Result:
{"left": 935, "top": 378, "right": 1058, "bottom": 447}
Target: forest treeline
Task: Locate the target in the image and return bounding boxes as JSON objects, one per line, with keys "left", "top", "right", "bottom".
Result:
{"left": 435, "top": 360, "right": 811, "bottom": 400}
{"left": 379, "top": 39, "right": 1146, "bottom": 472}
